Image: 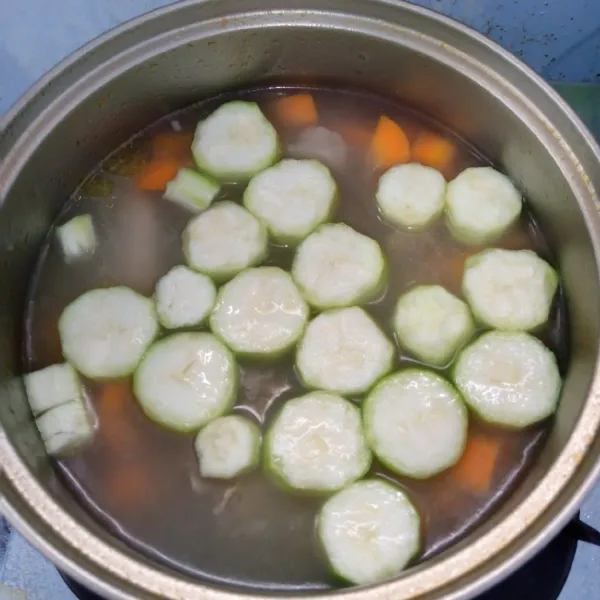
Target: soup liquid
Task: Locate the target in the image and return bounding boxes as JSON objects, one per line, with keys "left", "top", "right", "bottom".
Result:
{"left": 24, "top": 86, "right": 569, "bottom": 590}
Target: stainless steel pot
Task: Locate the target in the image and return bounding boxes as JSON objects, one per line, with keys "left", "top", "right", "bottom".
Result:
{"left": 1, "top": 1, "right": 600, "bottom": 598}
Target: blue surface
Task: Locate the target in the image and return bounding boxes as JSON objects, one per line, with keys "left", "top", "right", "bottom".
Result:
{"left": 1, "top": 1, "right": 600, "bottom": 599}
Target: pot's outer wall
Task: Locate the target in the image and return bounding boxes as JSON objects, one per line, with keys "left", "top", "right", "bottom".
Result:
{"left": 1, "top": 2, "right": 600, "bottom": 600}
{"left": 0, "top": 0, "right": 599, "bottom": 116}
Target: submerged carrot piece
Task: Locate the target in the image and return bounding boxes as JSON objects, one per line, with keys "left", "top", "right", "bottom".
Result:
{"left": 151, "top": 131, "right": 194, "bottom": 158}
{"left": 274, "top": 93, "right": 318, "bottom": 128}
{"left": 99, "top": 382, "right": 132, "bottom": 447}
{"left": 453, "top": 433, "right": 500, "bottom": 495}
{"left": 136, "top": 157, "right": 180, "bottom": 191}
{"left": 371, "top": 115, "right": 410, "bottom": 168}
{"left": 412, "top": 131, "right": 456, "bottom": 173}
{"left": 100, "top": 382, "right": 128, "bottom": 414}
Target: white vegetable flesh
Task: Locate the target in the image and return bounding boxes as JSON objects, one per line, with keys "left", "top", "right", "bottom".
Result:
{"left": 364, "top": 370, "right": 468, "bottom": 478}
{"left": 183, "top": 201, "right": 268, "bottom": 281}
{"left": 195, "top": 415, "right": 261, "bottom": 479}
{"left": 376, "top": 163, "right": 446, "bottom": 231}
{"left": 35, "top": 400, "right": 95, "bottom": 456}
{"left": 462, "top": 248, "right": 558, "bottom": 331}
{"left": 58, "top": 287, "right": 158, "bottom": 379}
{"left": 56, "top": 214, "right": 97, "bottom": 261}
{"left": 134, "top": 332, "right": 237, "bottom": 432}
{"left": 393, "top": 285, "right": 475, "bottom": 366}
{"left": 318, "top": 479, "right": 420, "bottom": 584}
{"left": 265, "top": 392, "right": 371, "bottom": 493}
{"left": 292, "top": 223, "right": 386, "bottom": 309}
{"left": 244, "top": 159, "right": 337, "bottom": 245}
{"left": 453, "top": 331, "right": 561, "bottom": 427}
{"left": 446, "top": 166, "right": 522, "bottom": 245}
{"left": 296, "top": 307, "right": 394, "bottom": 396}
{"left": 192, "top": 101, "right": 279, "bottom": 182}
{"left": 155, "top": 265, "right": 216, "bottom": 329}
{"left": 24, "top": 363, "right": 83, "bottom": 416}
{"left": 164, "top": 168, "right": 220, "bottom": 213}
{"left": 210, "top": 267, "right": 309, "bottom": 357}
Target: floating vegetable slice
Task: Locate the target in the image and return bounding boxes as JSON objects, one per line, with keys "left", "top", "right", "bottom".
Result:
{"left": 244, "top": 159, "right": 337, "bottom": 245}
{"left": 317, "top": 479, "right": 420, "bottom": 585}
{"left": 453, "top": 331, "right": 561, "bottom": 428}
{"left": 292, "top": 223, "right": 386, "bottom": 310}
{"left": 183, "top": 201, "right": 268, "bottom": 282}
{"left": 445, "top": 166, "right": 522, "bottom": 245}
{"left": 24, "top": 363, "right": 83, "bottom": 417}
{"left": 296, "top": 307, "right": 394, "bottom": 396}
{"left": 134, "top": 332, "right": 237, "bottom": 432}
{"left": 192, "top": 101, "right": 279, "bottom": 182}
{"left": 393, "top": 285, "right": 475, "bottom": 366}
{"left": 364, "top": 369, "right": 468, "bottom": 479}
{"left": 462, "top": 248, "right": 558, "bottom": 331}
{"left": 210, "top": 267, "right": 309, "bottom": 358}
{"left": 56, "top": 215, "right": 97, "bottom": 261}
{"left": 264, "top": 391, "right": 371, "bottom": 494}
{"left": 195, "top": 415, "right": 261, "bottom": 479}
{"left": 164, "top": 168, "right": 220, "bottom": 213}
{"left": 35, "top": 399, "right": 95, "bottom": 456}
{"left": 58, "top": 287, "right": 158, "bottom": 380}
{"left": 376, "top": 163, "right": 446, "bottom": 231}
{"left": 155, "top": 266, "right": 216, "bottom": 329}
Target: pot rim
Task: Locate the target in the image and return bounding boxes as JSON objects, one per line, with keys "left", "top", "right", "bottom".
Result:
{"left": 2, "top": 1, "right": 600, "bottom": 599}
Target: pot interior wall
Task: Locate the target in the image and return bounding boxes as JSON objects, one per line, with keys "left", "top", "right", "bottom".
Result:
{"left": 1, "top": 3, "right": 599, "bottom": 591}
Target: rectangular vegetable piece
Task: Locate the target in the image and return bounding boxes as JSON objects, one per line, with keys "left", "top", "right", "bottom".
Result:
{"left": 453, "top": 433, "right": 500, "bottom": 494}
{"left": 274, "top": 93, "right": 318, "bottom": 128}
{"left": 370, "top": 116, "right": 410, "bottom": 168}
{"left": 56, "top": 214, "right": 97, "bottom": 261}
{"left": 24, "top": 363, "right": 83, "bottom": 416}
{"left": 35, "top": 399, "right": 95, "bottom": 456}
{"left": 164, "top": 168, "right": 221, "bottom": 213}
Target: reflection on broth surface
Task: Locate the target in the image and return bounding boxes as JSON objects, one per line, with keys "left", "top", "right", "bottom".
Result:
{"left": 24, "top": 85, "right": 568, "bottom": 590}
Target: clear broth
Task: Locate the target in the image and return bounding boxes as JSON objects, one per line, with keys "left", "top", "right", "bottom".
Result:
{"left": 24, "top": 86, "right": 569, "bottom": 590}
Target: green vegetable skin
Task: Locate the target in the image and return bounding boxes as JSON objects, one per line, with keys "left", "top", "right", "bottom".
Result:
{"left": 192, "top": 101, "right": 280, "bottom": 182}
{"left": 243, "top": 159, "right": 338, "bottom": 245}
{"left": 134, "top": 332, "right": 238, "bottom": 433}
{"left": 264, "top": 392, "right": 371, "bottom": 495}
{"left": 317, "top": 479, "right": 421, "bottom": 585}
{"left": 364, "top": 369, "right": 468, "bottom": 479}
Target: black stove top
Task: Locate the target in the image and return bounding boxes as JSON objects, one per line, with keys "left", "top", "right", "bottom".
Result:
{"left": 61, "top": 514, "right": 598, "bottom": 600}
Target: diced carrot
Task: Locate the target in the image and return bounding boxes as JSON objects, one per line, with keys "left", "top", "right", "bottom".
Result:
{"left": 273, "top": 93, "right": 318, "bottom": 128}
{"left": 412, "top": 132, "right": 456, "bottom": 173}
{"left": 98, "top": 382, "right": 132, "bottom": 446}
{"left": 136, "top": 157, "right": 180, "bottom": 191}
{"left": 370, "top": 115, "right": 410, "bottom": 168}
{"left": 100, "top": 382, "right": 128, "bottom": 414}
{"left": 151, "top": 131, "right": 194, "bottom": 158}
{"left": 453, "top": 433, "right": 500, "bottom": 494}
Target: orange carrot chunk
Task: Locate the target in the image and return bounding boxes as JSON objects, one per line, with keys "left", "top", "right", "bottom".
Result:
{"left": 453, "top": 433, "right": 500, "bottom": 495}
{"left": 151, "top": 132, "right": 194, "bottom": 158}
{"left": 274, "top": 93, "right": 318, "bottom": 128}
{"left": 371, "top": 115, "right": 410, "bottom": 168}
{"left": 136, "top": 157, "right": 180, "bottom": 191}
{"left": 412, "top": 132, "right": 456, "bottom": 172}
